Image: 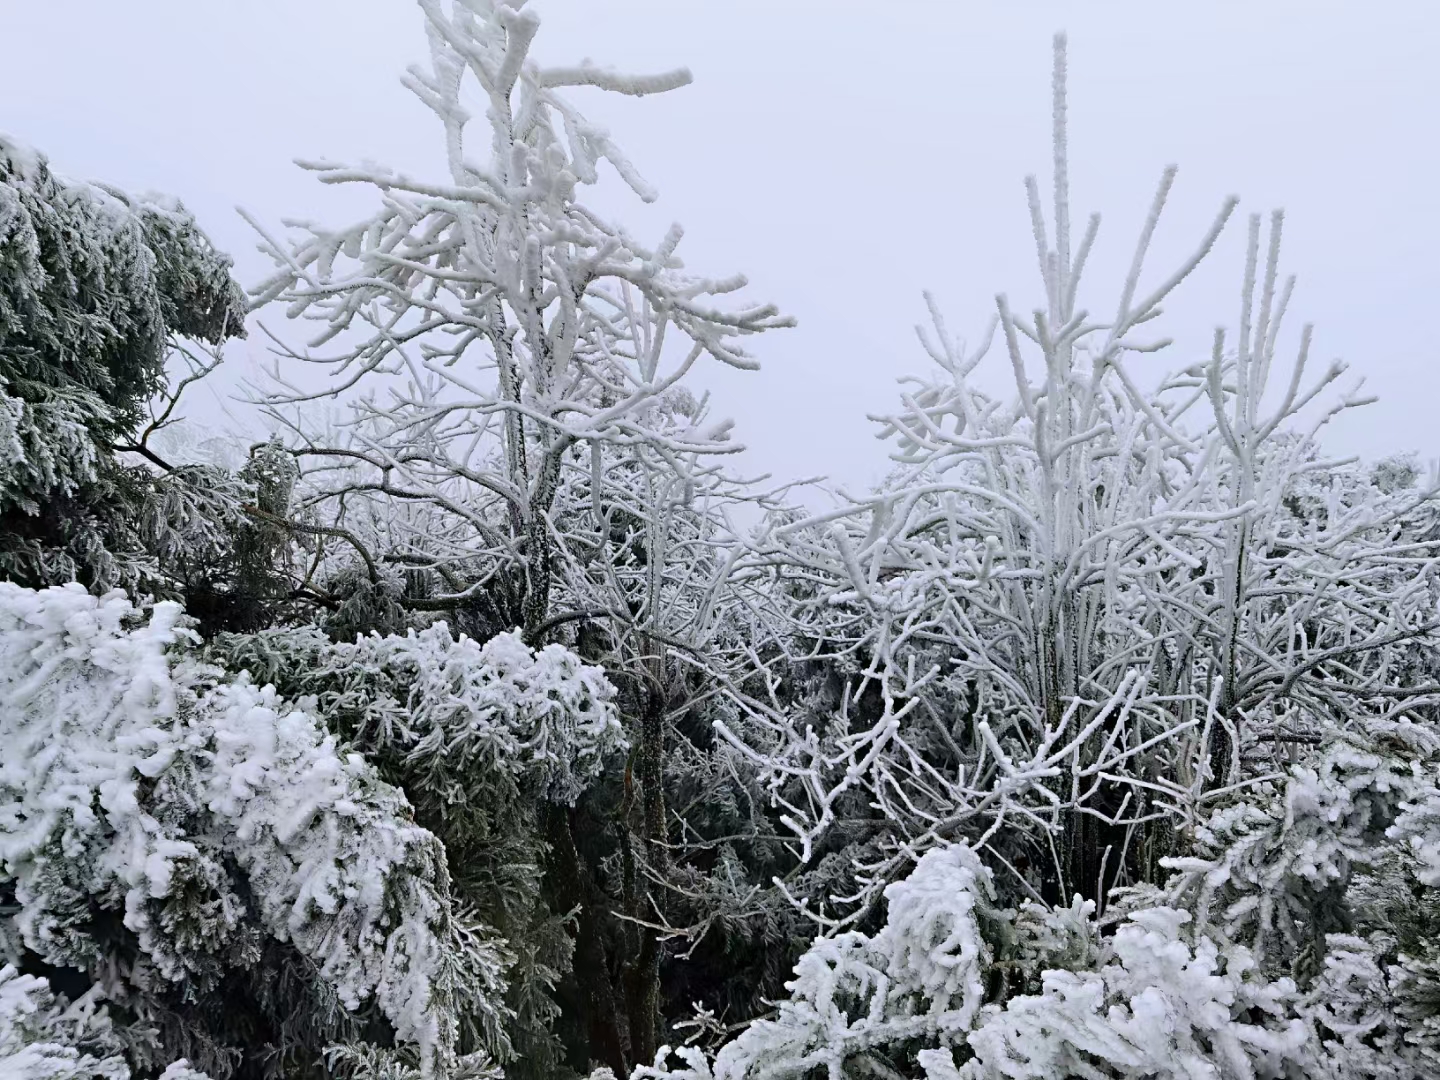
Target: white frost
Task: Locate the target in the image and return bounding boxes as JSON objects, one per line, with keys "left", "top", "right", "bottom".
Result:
{"left": 0, "top": 583, "right": 507, "bottom": 1077}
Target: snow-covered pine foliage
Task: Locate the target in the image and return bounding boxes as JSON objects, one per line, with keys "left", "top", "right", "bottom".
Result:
{"left": 204, "top": 616, "right": 627, "bottom": 1078}
{"left": 0, "top": 964, "right": 214, "bottom": 1080}
{"left": 0, "top": 136, "right": 242, "bottom": 432}
{"left": 0, "top": 134, "right": 247, "bottom": 593}
{"left": 1151, "top": 720, "right": 1440, "bottom": 980}
{"left": 0, "top": 583, "right": 509, "bottom": 1078}
{"left": 0, "top": 964, "right": 134, "bottom": 1080}
{"left": 208, "top": 622, "right": 624, "bottom": 807}
{"left": 638, "top": 845, "right": 1313, "bottom": 1080}
{"left": 958, "top": 905, "right": 1311, "bottom": 1080}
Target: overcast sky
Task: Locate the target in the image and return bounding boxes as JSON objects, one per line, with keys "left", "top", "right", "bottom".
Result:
{"left": 2, "top": 1, "right": 1436, "bottom": 491}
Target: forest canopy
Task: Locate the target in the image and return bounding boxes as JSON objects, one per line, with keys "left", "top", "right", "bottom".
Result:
{"left": 3, "top": 3, "right": 1439, "bottom": 1080}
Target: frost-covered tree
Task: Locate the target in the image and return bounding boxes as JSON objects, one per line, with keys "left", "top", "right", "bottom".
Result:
{"left": 247, "top": 0, "right": 789, "bottom": 640}
{"left": 0, "top": 135, "right": 248, "bottom": 594}
{"left": 0, "top": 583, "right": 517, "bottom": 1079}
{"left": 549, "top": 435, "right": 809, "bottom": 1071}
{"left": 240, "top": 2, "right": 798, "bottom": 1074}
{"left": 639, "top": 31, "right": 1440, "bottom": 1080}
{"left": 730, "top": 34, "right": 1440, "bottom": 922}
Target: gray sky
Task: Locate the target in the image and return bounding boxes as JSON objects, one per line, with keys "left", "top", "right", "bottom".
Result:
{"left": 2, "top": 1, "right": 1436, "bottom": 491}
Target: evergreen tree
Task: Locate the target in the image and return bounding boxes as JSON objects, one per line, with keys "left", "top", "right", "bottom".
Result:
{"left": 0, "top": 134, "right": 247, "bottom": 595}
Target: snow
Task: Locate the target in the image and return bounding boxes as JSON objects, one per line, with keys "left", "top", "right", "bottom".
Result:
{"left": 210, "top": 620, "right": 626, "bottom": 807}
{"left": 313, "top": 624, "right": 625, "bottom": 805}
{"left": 0, "top": 964, "right": 135, "bottom": 1080}
{"left": 0, "top": 583, "right": 506, "bottom": 1077}
{"left": 6, "top": 4, "right": 1440, "bottom": 1079}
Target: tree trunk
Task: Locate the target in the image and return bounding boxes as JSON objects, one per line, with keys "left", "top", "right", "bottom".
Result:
{"left": 627, "top": 657, "right": 669, "bottom": 1067}
{"left": 545, "top": 804, "right": 629, "bottom": 1077}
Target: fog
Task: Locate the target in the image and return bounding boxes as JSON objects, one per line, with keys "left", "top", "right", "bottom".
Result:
{"left": 3, "top": 0, "right": 1435, "bottom": 490}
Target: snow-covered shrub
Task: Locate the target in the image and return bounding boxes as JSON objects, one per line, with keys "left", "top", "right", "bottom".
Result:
{"left": 641, "top": 846, "right": 1318, "bottom": 1080}
{"left": 639, "top": 844, "right": 1003, "bottom": 1080}
{"left": 1091, "top": 718, "right": 1440, "bottom": 1076}
{"left": 1154, "top": 725, "right": 1440, "bottom": 977}
{"left": 1295, "top": 935, "right": 1416, "bottom": 1080}
{"left": 732, "top": 845, "right": 998, "bottom": 1079}
{"left": 206, "top": 619, "right": 622, "bottom": 1076}
{"left": 323, "top": 1042, "right": 503, "bottom": 1080}
{"left": 333, "top": 623, "right": 622, "bottom": 804}
{"left": 0, "top": 583, "right": 508, "bottom": 1077}
{"left": 961, "top": 908, "right": 1309, "bottom": 1080}
{"left": 0, "top": 134, "right": 247, "bottom": 594}
{"left": 1375, "top": 785, "right": 1440, "bottom": 1070}
{"left": 0, "top": 965, "right": 132, "bottom": 1080}
{"left": 210, "top": 622, "right": 623, "bottom": 807}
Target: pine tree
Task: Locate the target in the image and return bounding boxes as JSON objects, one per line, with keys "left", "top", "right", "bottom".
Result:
{"left": 0, "top": 584, "right": 511, "bottom": 1079}
{"left": 0, "top": 134, "right": 247, "bottom": 594}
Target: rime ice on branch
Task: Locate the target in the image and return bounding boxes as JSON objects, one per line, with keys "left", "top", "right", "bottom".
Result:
{"left": 727, "top": 32, "right": 1440, "bottom": 922}
{"left": 247, "top": 0, "right": 792, "bottom": 637}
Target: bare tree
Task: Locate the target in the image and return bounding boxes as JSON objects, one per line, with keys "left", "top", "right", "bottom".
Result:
{"left": 247, "top": 0, "right": 790, "bottom": 639}
{"left": 728, "top": 34, "right": 1440, "bottom": 921}
{"left": 244, "top": 2, "right": 794, "bottom": 1071}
